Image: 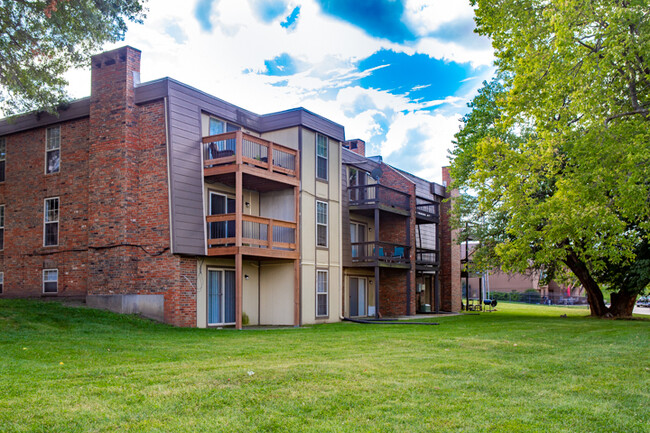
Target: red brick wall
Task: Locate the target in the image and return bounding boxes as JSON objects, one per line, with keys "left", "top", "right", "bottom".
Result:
{"left": 88, "top": 46, "right": 142, "bottom": 293}
{"left": 378, "top": 268, "right": 413, "bottom": 317}
{"left": 344, "top": 139, "right": 366, "bottom": 157}
{"left": 0, "top": 118, "right": 90, "bottom": 298}
{"left": 374, "top": 164, "right": 417, "bottom": 316}
{"left": 0, "top": 46, "right": 199, "bottom": 327}
{"left": 440, "top": 167, "right": 461, "bottom": 312}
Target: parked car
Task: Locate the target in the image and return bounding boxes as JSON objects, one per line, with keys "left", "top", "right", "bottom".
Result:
{"left": 637, "top": 296, "right": 650, "bottom": 308}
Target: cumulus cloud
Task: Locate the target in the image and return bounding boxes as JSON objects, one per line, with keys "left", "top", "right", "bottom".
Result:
{"left": 61, "top": 0, "right": 494, "bottom": 184}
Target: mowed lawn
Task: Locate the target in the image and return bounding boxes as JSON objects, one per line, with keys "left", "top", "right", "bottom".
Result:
{"left": 0, "top": 300, "right": 648, "bottom": 433}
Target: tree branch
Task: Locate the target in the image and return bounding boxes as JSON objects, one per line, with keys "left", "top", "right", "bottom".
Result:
{"left": 606, "top": 108, "right": 649, "bottom": 123}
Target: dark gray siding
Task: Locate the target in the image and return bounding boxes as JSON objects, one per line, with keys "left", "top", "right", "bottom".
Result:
{"left": 155, "top": 78, "right": 347, "bottom": 255}
{"left": 134, "top": 79, "right": 168, "bottom": 104}
{"left": 165, "top": 80, "right": 205, "bottom": 255}
{"left": 261, "top": 109, "right": 345, "bottom": 142}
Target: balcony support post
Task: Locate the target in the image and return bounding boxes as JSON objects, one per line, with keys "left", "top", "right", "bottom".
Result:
{"left": 235, "top": 171, "right": 242, "bottom": 247}
{"left": 294, "top": 259, "right": 300, "bottom": 327}
{"left": 268, "top": 141, "right": 274, "bottom": 174}
{"left": 434, "top": 271, "right": 440, "bottom": 313}
{"left": 406, "top": 215, "right": 411, "bottom": 316}
{"left": 294, "top": 185, "right": 300, "bottom": 326}
{"left": 374, "top": 265, "right": 380, "bottom": 319}
{"left": 235, "top": 252, "right": 243, "bottom": 330}
{"left": 374, "top": 207, "right": 380, "bottom": 318}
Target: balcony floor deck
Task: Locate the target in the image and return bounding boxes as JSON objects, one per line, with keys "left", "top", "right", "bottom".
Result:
{"left": 207, "top": 245, "right": 299, "bottom": 260}
{"left": 349, "top": 204, "right": 410, "bottom": 217}
{"left": 349, "top": 260, "right": 411, "bottom": 270}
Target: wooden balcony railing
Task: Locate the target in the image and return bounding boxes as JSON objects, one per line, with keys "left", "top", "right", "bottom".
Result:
{"left": 416, "top": 248, "right": 439, "bottom": 267}
{"left": 351, "top": 241, "right": 410, "bottom": 265}
{"left": 203, "top": 131, "right": 298, "bottom": 178}
{"left": 206, "top": 214, "right": 297, "bottom": 251}
{"left": 415, "top": 196, "right": 439, "bottom": 222}
{"left": 348, "top": 184, "right": 410, "bottom": 212}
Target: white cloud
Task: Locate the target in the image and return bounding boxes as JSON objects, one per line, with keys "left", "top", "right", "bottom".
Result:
{"left": 383, "top": 111, "right": 463, "bottom": 183}
{"left": 403, "top": 0, "right": 475, "bottom": 36}
{"left": 60, "top": 0, "right": 493, "bottom": 184}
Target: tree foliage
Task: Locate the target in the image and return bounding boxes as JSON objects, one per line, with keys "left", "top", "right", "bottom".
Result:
{"left": 0, "top": 0, "right": 147, "bottom": 115}
{"left": 450, "top": 0, "right": 650, "bottom": 316}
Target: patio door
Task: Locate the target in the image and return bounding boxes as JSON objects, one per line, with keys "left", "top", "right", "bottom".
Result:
{"left": 349, "top": 277, "right": 367, "bottom": 317}
{"left": 209, "top": 192, "right": 236, "bottom": 241}
{"left": 350, "top": 222, "right": 366, "bottom": 259}
{"left": 208, "top": 269, "right": 236, "bottom": 326}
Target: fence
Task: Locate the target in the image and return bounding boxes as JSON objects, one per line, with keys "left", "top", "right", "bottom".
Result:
{"left": 485, "top": 291, "right": 588, "bottom": 305}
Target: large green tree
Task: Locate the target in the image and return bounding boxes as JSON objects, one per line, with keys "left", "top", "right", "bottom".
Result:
{"left": 0, "top": 0, "right": 147, "bottom": 115}
{"left": 450, "top": 0, "right": 650, "bottom": 317}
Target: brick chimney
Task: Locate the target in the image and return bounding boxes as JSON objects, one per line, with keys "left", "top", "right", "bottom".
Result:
{"left": 439, "top": 166, "right": 462, "bottom": 312}
{"left": 88, "top": 46, "right": 142, "bottom": 293}
{"left": 344, "top": 139, "right": 366, "bottom": 157}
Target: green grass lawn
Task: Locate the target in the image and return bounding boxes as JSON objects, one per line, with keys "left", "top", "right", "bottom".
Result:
{"left": 1, "top": 300, "right": 648, "bottom": 433}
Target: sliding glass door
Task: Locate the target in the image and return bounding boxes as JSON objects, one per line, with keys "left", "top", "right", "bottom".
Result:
{"left": 349, "top": 277, "right": 367, "bottom": 317}
{"left": 208, "top": 269, "right": 236, "bottom": 326}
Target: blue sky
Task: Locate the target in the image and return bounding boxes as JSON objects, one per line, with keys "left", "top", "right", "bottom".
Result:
{"left": 66, "top": 0, "right": 494, "bottom": 182}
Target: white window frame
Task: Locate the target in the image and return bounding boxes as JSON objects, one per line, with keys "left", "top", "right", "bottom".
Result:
{"left": 44, "top": 197, "right": 59, "bottom": 247}
{"left": 0, "top": 204, "right": 4, "bottom": 251}
{"left": 43, "top": 269, "right": 58, "bottom": 294}
{"left": 0, "top": 271, "right": 3, "bottom": 294}
{"left": 316, "top": 200, "right": 328, "bottom": 248}
{"left": 316, "top": 134, "right": 328, "bottom": 181}
{"left": 45, "top": 126, "right": 61, "bottom": 174}
{"left": 0, "top": 136, "right": 6, "bottom": 182}
{"left": 316, "top": 269, "right": 329, "bottom": 317}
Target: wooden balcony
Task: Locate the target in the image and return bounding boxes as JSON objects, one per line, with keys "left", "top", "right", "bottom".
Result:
{"left": 416, "top": 247, "right": 439, "bottom": 270}
{"left": 348, "top": 184, "right": 410, "bottom": 217}
{"left": 350, "top": 241, "right": 411, "bottom": 269}
{"left": 206, "top": 214, "right": 299, "bottom": 259}
{"left": 203, "top": 131, "right": 299, "bottom": 191}
{"left": 415, "top": 196, "right": 440, "bottom": 224}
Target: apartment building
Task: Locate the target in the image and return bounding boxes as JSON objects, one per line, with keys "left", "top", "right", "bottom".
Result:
{"left": 340, "top": 141, "right": 456, "bottom": 318}
{"left": 0, "top": 46, "right": 460, "bottom": 327}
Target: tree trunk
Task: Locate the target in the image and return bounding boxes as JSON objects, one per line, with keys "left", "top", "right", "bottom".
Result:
{"left": 563, "top": 250, "right": 610, "bottom": 317}
{"left": 609, "top": 291, "right": 637, "bottom": 317}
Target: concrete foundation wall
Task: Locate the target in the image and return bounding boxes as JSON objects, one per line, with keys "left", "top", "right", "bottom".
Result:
{"left": 87, "top": 294, "right": 165, "bottom": 322}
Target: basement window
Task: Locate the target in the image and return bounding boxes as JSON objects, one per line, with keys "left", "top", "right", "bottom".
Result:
{"left": 45, "top": 126, "right": 60, "bottom": 174}
{"left": 0, "top": 272, "right": 3, "bottom": 294}
{"left": 43, "top": 269, "right": 58, "bottom": 294}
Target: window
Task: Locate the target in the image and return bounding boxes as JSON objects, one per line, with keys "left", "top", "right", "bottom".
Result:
{"left": 350, "top": 222, "right": 366, "bottom": 258}
{"left": 316, "top": 270, "right": 328, "bottom": 317}
{"left": 0, "top": 272, "right": 3, "bottom": 294}
{"left": 44, "top": 198, "right": 59, "bottom": 246}
{"left": 46, "top": 126, "right": 60, "bottom": 174}
{"left": 43, "top": 269, "right": 58, "bottom": 293}
{"left": 0, "top": 204, "right": 4, "bottom": 251}
{"left": 316, "top": 134, "right": 328, "bottom": 180}
{"left": 316, "top": 201, "right": 328, "bottom": 247}
{"left": 0, "top": 137, "right": 5, "bottom": 182}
